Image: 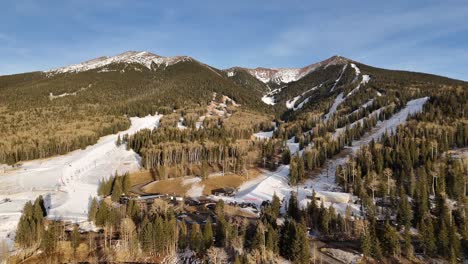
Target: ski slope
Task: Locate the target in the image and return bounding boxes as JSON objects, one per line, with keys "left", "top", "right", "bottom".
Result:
{"left": 324, "top": 92, "right": 344, "bottom": 121}
{"left": 213, "top": 97, "right": 429, "bottom": 217}
{"left": 0, "top": 114, "right": 161, "bottom": 249}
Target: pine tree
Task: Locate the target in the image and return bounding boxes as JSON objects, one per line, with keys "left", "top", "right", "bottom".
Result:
{"left": 95, "top": 199, "right": 109, "bottom": 226}
{"left": 297, "top": 156, "right": 305, "bottom": 181}
{"left": 140, "top": 217, "right": 154, "bottom": 253}
{"left": 126, "top": 199, "right": 140, "bottom": 223}
{"left": 382, "top": 222, "right": 400, "bottom": 257}
{"left": 397, "top": 186, "right": 412, "bottom": 228}
{"left": 402, "top": 227, "right": 414, "bottom": 259}
{"left": 420, "top": 216, "right": 436, "bottom": 256}
{"left": 88, "top": 197, "right": 98, "bottom": 222}
{"left": 266, "top": 224, "right": 279, "bottom": 254}
{"left": 201, "top": 160, "right": 209, "bottom": 179}
{"left": 203, "top": 219, "right": 214, "bottom": 250}
{"left": 41, "top": 223, "right": 58, "bottom": 256}
{"left": 448, "top": 220, "right": 460, "bottom": 261}
{"left": 360, "top": 232, "right": 372, "bottom": 258}
{"left": 372, "top": 237, "right": 383, "bottom": 260}
{"left": 271, "top": 192, "right": 281, "bottom": 219}
{"left": 116, "top": 135, "right": 122, "bottom": 146}
{"left": 289, "top": 160, "right": 297, "bottom": 185}
{"left": 190, "top": 223, "right": 203, "bottom": 252}
{"left": 233, "top": 255, "right": 242, "bottom": 264}
{"left": 122, "top": 172, "right": 131, "bottom": 194}
{"left": 287, "top": 192, "right": 300, "bottom": 221}
{"left": 111, "top": 178, "right": 123, "bottom": 202}
{"left": 71, "top": 225, "right": 80, "bottom": 254}
{"left": 282, "top": 148, "right": 291, "bottom": 165}
{"left": 178, "top": 221, "right": 188, "bottom": 250}
{"left": 296, "top": 223, "right": 310, "bottom": 264}
{"left": 251, "top": 223, "right": 265, "bottom": 251}
{"left": 319, "top": 203, "right": 330, "bottom": 235}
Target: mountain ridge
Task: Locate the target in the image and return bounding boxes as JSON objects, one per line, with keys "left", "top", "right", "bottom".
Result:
{"left": 46, "top": 51, "right": 193, "bottom": 75}
{"left": 225, "top": 55, "right": 350, "bottom": 84}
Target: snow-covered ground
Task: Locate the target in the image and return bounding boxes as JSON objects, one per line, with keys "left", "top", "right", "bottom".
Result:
{"left": 177, "top": 117, "right": 187, "bottom": 130}
{"left": 261, "top": 95, "right": 276, "bottom": 105}
{"left": 0, "top": 114, "right": 161, "bottom": 249}
{"left": 322, "top": 248, "right": 361, "bottom": 264}
{"left": 253, "top": 130, "right": 274, "bottom": 140}
{"left": 248, "top": 67, "right": 313, "bottom": 84}
{"left": 287, "top": 137, "right": 300, "bottom": 155}
{"left": 286, "top": 96, "right": 301, "bottom": 109}
{"left": 324, "top": 92, "right": 344, "bottom": 121}
{"left": 350, "top": 63, "right": 361, "bottom": 82}
{"left": 260, "top": 86, "right": 285, "bottom": 106}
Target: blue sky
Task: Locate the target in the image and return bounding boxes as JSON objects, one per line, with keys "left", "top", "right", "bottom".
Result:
{"left": 1, "top": 0, "right": 467, "bottom": 81}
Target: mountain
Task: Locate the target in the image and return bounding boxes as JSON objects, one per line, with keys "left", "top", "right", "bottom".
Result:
{"left": 46, "top": 51, "right": 192, "bottom": 75}
{"left": 229, "top": 55, "right": 349, "bottom": 85}
{"left": 0, "top": 50, "right": 466, "bottom": 165}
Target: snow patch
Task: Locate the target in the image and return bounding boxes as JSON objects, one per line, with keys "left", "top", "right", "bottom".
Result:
{"left": 186, "top": 184, "right": 204, "bottom": 198}
{"left": 350, "top": 63, "right": 361, "bottom": 76}
{"left": 253, "top": 130, "right": 274, "bottom": 140}
{"left": 293, "top": 97, "right": 310, "bottom": 111}
{"left": 286, "top": 96, "right": 301, "bottom": 109}
{"left": 260, "top": 86, "right": 285, "bottom": 105}
{"left": 322, "top": 248, "right": 361, "bottom": 264}
{"left": 177, "top": 117, "right": 187, "bottom": 130}
{"left": 261, "top": 95, "right": 276, "bottom": 105}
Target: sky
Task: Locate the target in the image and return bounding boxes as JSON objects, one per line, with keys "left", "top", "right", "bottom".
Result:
{"left": 1, "top": 0, "right": 467, "bottom": 81}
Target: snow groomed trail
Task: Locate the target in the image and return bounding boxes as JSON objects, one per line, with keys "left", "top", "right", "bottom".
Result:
{"left": 0, "top": 114, "right": 161, "bottom": 248}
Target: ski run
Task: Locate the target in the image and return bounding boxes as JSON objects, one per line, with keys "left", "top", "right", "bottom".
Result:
{"left": 0, "top": 114, "right": 161, "bottom": 249}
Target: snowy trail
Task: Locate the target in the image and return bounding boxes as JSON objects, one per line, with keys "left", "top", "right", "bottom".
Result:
{"left": 324, "top": 92, "right": 344, "bottom": 121}
{"left": 221, "top": 97, "right": 429, "bottom": 217}
{"left": 330, "top": 64, "right": 348, "bottom": 92}
{"left": 0, "top": 114, "right": 161, "bottom": 248}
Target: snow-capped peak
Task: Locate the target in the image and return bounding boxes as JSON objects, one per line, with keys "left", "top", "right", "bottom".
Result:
{"left": 46, "top": 51, "right": 191, "bottom": 75}
{"left": 239, "top": 55, "right": 349, "bottom": 84}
